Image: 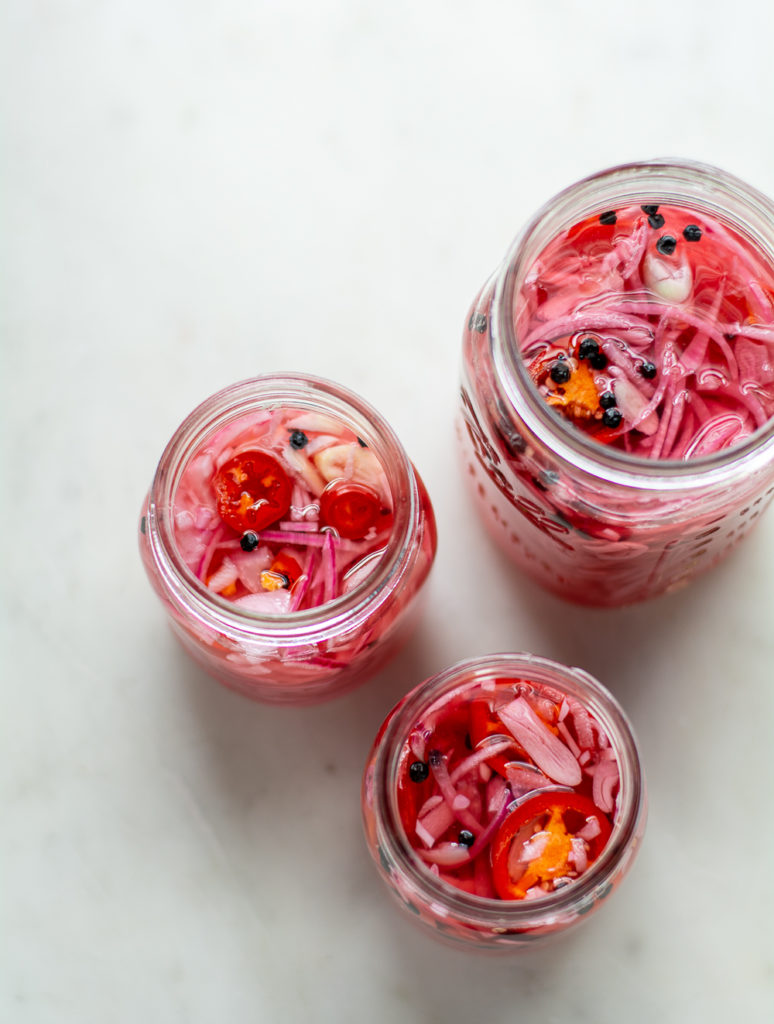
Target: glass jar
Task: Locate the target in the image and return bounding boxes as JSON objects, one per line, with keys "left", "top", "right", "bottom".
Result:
{"left": 459, "top": 160, "right": 774, "bottom": 605}
{"left": 139, "top": 374, "right": 437, "bottom": 704}
{"left": 362, "top": 653, "right": 646, "bottom": 951}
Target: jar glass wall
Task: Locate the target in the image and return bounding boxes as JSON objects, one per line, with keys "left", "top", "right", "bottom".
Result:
{"left": 140, "top": 374, "right": 437, "bottom": 704}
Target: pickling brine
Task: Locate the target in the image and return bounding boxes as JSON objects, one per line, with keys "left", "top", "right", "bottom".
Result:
{"left": 459, "top": 161, "right": 774, "bottom": 605}
{"left": 362, "top": 654, "right": 645, "bottom": 950}
{"left": 140, "top": 375, "right": 436, "bottom": 704}
{"left": 517, "top": 203, "right": 774, "bottom": 459}
{"left": 172, "top": 407, "right": 395, "bottom": 614}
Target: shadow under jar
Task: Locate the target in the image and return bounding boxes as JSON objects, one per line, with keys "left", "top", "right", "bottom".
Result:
{"left": 139, "top": 374, "right": 437, "bottom": 704}
{"left": 362, "top": 653, "right": 646, "bottom": 951}
{"left": 459, "top": 160, "right": 774, "bottom": 605}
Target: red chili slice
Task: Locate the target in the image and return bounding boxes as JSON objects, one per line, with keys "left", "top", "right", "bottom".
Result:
{"left": 319, "top": 480, "right": 381, "bottom": 539}
{"left": 490, "top": 790, "right": 612, "bottom": 900}
{"left": 213, "top": 450, "right": 292, "bottom": 533}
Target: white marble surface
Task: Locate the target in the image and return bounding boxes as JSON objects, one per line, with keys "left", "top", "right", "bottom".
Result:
{"left": 4, "top": 2, "right": 774, "bottom": 1021}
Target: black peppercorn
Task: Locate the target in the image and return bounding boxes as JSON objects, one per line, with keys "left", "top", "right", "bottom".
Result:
{"left": 289, "top": 429, "right": 309, "bottom": 450}
{"left": 599, "top": 391, "right": 617, "bottom": 409}
{"left": 589, "top": 351, "right": 608, "bottom": 370}
{"left": 240, "top": 531, "right": 259, "bottom": 552}
{"left": 458, "top": 829, "right": 475, "bottom": 847}
{"left": 641, "top": 204, "right": 660, "bottom": 216}
{"left": 640, "top": 361, "right": 657, "bottom": 380}
{"left": 356, "top": 436, "right": 367, "bottom": 448}
{"left": 602, "top": 408, "right": 622, "bottom": 428}
{"left": 578, "top": 336, "right": 600, "bottom": 359}
{"left": 599, "top": 211, "right": 617, "bottom": 225}
{"left": 409, "top": 761, "right": 429, "bottom": 782}
{"left": 648, "top": 213, "right": 665, "bottom": 229}
{"left": 656, "top": 235, "right": 677, "bottom": 256}
{"left": 683, "top": 224, "right": 702, "bottom": 242}
{"left": 549, "top": 360, "right": 572, "bottom": 384}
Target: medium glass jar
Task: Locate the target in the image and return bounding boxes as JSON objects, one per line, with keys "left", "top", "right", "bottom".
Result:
{"left": 362, "top": 653, "right": 646, "bottom": 951}
{"left": 459, "top": 160, "right": 774, "bottom": 605}
{"left": 139, "top": 374, "right": 437, "bottom": 704}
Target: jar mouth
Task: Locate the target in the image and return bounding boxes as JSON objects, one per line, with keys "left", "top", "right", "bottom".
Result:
{"left": 492, "top": 158, "right": 774, "bottom": 490}
{"left": 145, "top": 373, "right": 420, "bottom": 640}
{"left": 374, "top": 653, "right": 646, "bottom": 925}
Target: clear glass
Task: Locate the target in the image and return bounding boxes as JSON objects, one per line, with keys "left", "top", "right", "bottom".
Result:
{"left": 139, "top": 374, "right": 437, "bottom": 704}
{"left": 362, "top": 653, "right": 646, "bottom": 951}
{"left": 459, "top": 160, "right": 774, "bottom": 605}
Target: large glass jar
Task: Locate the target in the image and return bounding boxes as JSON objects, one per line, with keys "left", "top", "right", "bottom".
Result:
{"left": 139, "top": 374, "right": 437, "bottom": 704}
{"left": 459, "top": 160, "right": 774, "bottom": 605}
{"left": 362, "top": 653, "right": 646, "bottom": 951}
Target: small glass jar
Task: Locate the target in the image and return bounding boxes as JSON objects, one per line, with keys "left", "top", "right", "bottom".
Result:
{"left": 362, "top": 653, "right": 646, "bottom": 951}
{"left": 139, "top": 374, "right": 437, "bottom": 704}
{"left": 459, "top": 160, "right": 774, "bottom": 605}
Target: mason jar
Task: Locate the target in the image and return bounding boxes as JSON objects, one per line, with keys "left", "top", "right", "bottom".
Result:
{"left": 139, "top": 374, "right": 437, "bottom": 704}
{"left": 362, "top": 653, "right": 646, "bottom": 951}
{"left": 459, "top": 160, "right": 774, "bottom": 605}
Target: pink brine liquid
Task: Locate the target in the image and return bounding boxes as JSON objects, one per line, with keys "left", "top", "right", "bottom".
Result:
{"left": 392, "top": 676, "right": 618, "bottom": 901}
{"left": 517, "top": 204, "right": 774, "bottom": 458}
{"left": 174, "top": 407, "right": 394, "bottom": 613}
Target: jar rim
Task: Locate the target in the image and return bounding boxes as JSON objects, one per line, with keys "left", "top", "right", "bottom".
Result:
{"left": 371, "top": 652, "right": 646, "bottom": 927}
{"left": 492, "top": 158, "right": 774, "bottom": 491}
{"left": 144, "top": 373, "right": 421, "bottom": 641}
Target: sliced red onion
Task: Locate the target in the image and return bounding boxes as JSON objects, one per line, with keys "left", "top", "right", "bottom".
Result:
{"left": 289, "top": 548, "right": 318, "bottom": 611}
{"left": 615, "top": 377, "right": 659, "bottom": 435}
{"left": 195, "top": 524, "right": 231, "bottom": 580}
{"left": 230, "top": 547, "right": 273, "bottom": 593}
{"left": 504, "top": 762, "right": 555, "bottom": 800}
{"left": 577, "top": 816, "right": 602, "bottom": 841}
{"left": 429, "top": 752, "right": 484, "bottom": 833}
{"left": 449, "top": 738, "right": 515, "bottom": 784}
{"left": 415, "top": 798, "right": 455, "bottom": 849}
{"left": 302, "top": 433, "right": 344, "bottom": 456}
{"left": 342, "top": 547, "right": 387, "bottom": 593}
{"left": 519, "top": 831, "right": 550, "bottom": 864}
{"left": 557, "top": 721, "right": 581, "bottom": 759}
{"left": 418, "top": 842, "right": 473, "bottom": 867}
{"left": 485, "top": 774, "right": 507, "bottom": 818}
{"left": 570, "top": 836, "right": 588, "bottom": 874}
{"left": 283, "top": 445, "right": 326, "bottom": 496}
{"left": 566, "top": 698, "right": 596, "bottom": 750}
{"left": 233, "top": 589, "right": 292, "bottom": 614}
{"left": 206, "top": 556, "right": 239, "bottom": 592}
{"left": 278, "top": 520, "right": 319, "bottom": 532}
{"left": 321, "top": 531, "right": 336, "bottom": 604}
{"left": 408, "top": 728, "right": 429, "bottom": 762}
{"left": 498, "top": 697, "right": 582, "bottom": 786}
{"left": 590, "top": 758, "right": 620, "bottom": 814}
